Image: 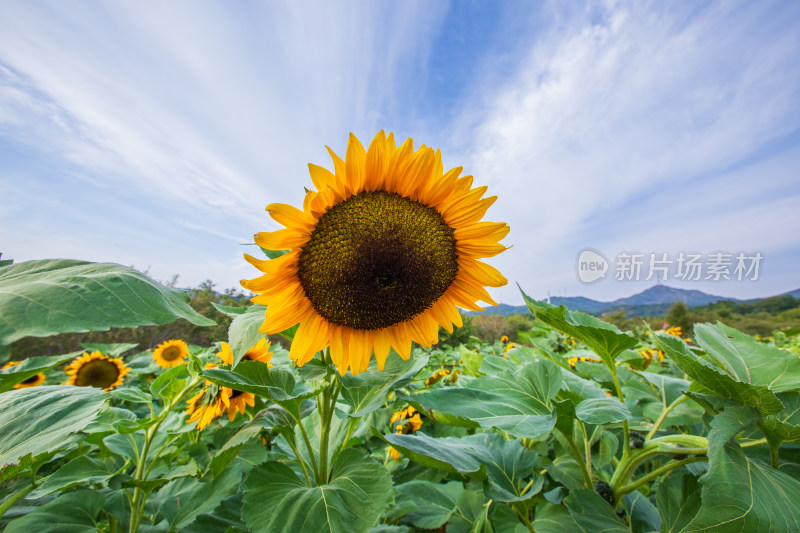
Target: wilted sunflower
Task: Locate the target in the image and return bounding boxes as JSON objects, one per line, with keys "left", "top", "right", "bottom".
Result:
{"left": 153, "top": 339, "right": 189, "bottom": 368}
{"left": 216, "top": 338, "right": 273, "bottom": 366}
{"left": 1, "top": 361, "right": 46, "bottom": 389}
{"left": 242, "top": 131, "right": 509, "bottom": 375}
{"left": 65, "top": 351, "right": 129, "bottom": 391}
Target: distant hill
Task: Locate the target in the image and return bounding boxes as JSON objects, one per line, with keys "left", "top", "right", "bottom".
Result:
{"left": 471, "top": 284, "right": 739, "bottom": 317}
{"left": 782, "top": 288, "right": 800, "bottom": 299}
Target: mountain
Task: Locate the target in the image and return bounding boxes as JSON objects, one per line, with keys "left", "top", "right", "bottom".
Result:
{"left": 781, "top": 288, "right": 800, "bottom": 299}
{"left": 471, "top": 284, "right": 737, "bottom": 317}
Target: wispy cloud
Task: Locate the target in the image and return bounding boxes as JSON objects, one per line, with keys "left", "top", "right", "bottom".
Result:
{"left": 453, "top": 0, "right": 800, "bottom": 301}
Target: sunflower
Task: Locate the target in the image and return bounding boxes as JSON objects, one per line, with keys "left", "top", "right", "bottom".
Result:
{"left": 65, "top": 351, "right": 129, "bottom": 391}
{"left": 500, "top": 335, "right": 509, "bottom": 343}
{"left": 242, "top": 131, "right": 509, "bottom": 375}
{"left": 1, "top": 361, "right": 46, "bottom": 389}
{"left": 425, "top": 369, "right": 450, "bottom": 387}
{"left": 216, "top": 338, "right": 273, "bottom": 366}
{"left": 503, "top": 342, "right": 519, "bottom": 354}
{"left": 153, "top": 339, "right": 189, "bottom": 368}
{"left": 388, "top": 412, "right": 424, "bottom": 460}
{"left": 224, "top": 389, "right": 256, "bottom": 421}
{"left": 186, "top": 385, "right": 229, "bottom": 431}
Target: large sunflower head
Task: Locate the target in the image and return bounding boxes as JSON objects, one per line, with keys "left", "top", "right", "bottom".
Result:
{"left": 2, "top": 361, "right": 46, "bottom": 389}
{"left": 65, "top": 351, "right": 129, "bottom": 391}
{"left": 242, "top": 131, "right": 509, "bottom": 375}
{"left": 153, "top": 339, "right": 189, "bottom": 368}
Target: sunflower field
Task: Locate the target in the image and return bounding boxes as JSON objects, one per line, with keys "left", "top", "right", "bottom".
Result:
{"left": 2, "top": 133, "right": 800, "bottom": 533}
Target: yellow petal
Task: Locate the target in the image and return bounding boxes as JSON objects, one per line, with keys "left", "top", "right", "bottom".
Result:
{"left": 345, "top": 133, "right": 367, "bottom": 194}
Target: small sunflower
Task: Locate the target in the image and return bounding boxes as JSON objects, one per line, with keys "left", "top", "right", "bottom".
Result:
{"left": 503, "top": 342, "right": 519, "bottom": 354}
{"left": 153, "top": 339, "right": 189, "bottom": 368}
{"left": 65, "top": 351, "right": 129, "bottom": 391}
{"left": 186, "top": 385, "right": 229, "bottom": 431}
{"left": 567, "top": 355, "right": 601, "bottom": 368}
{"left": 216, "top": 338, "right": 273, "bottom": 366}
{"left": 500, "top": 335, "right": 509, "bottom": 343}
{"left": 425, "top": 369, "right": 451, "bottom": 387}
{"left": 388, "top": 412, "right": 423, "bottom": 460}
{"left": 242, "top": 131, "right": 509, "bottom": 375}
{"left": 390, "top": 405, "right": 417, "bottom": 425}
{"left": 225, "top": 389, "right": 256, "bottom": 422}
{"left": 1, "top": 361, "right": 46, "bottom": 389}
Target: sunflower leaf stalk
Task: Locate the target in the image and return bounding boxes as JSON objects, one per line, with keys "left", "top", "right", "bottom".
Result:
{"left": 128, "top": 374, "right": 202, "bottom": 533}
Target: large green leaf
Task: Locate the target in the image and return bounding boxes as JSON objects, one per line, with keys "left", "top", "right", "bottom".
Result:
{"left": 242, "top": 449, "right": 393, "bottom": 533}
{"left": 683, "top": 406, "right": 800, "bottom": 532}
{"left": 575, "top": 397, "right": 632, "bottom": 425}
{"left": 394, "top": 480, "right": 463, "bottom": 529}
{"left": 656, "top": 472, "right": 702, "bottom": 533}
{"left": 0, "top": 352, "right": 79, "bottom": 393}
{"left": 382, "top": 432, "right": 541, "bottom": 502}
{"left": 204, "top": 361, "right": 319, "bottom": 406}
{"left": 29, "top": 456, "right": 116, "bottom": 498}
{"left": 563, "top": 488, "right": 629, "bottom": 532}
{"left": 0, "top": 259, "right": 214, "bottom": 344}
{"left": 520, "top": 288, "right": 638, "bottom": 365}
{"left": 401, "top": 361, "right": 560, "bottom": 438}
{"left": 4, "top": 489, "right": 105, "bottom": 533}
{"left": 694, "top": 322, "right": 800, "bottom": 393}
{"left": 340, "top": 351, "right": 429, "bottom": 417}
{"left": 0, "top": 386, "right": 108, "bottom": 470}
{"left": 653, "top": 332, "right": 784, "bottom": 415}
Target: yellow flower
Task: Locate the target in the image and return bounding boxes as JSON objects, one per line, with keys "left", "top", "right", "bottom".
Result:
{"left": 216, "top": 338, "right": 273, "bottom": 366}
{"left": 500, "top": 335, "right": 509, "bottom": 343}
{"left": 390, "top": 406, "right": 417, "bottom": 425}
{"left": 567, "top": 356, "right": 600, "bottom": 368}
{"left": 663, "top": 326, "right": 682, "bottom": 338}
{"left": 1, "top": 361, "right": 46, "bottom": 389}
{"left": 153, "top": 339, "right": 189, "bottom": 368}
{"left": 425, "top": 369, "right": 451, "bottom": 387}
{"left": 396, "top": 413, "right": 423, "bottom": 434}
{"left": 65, "top": 351, "right": 129, "bottom": 391}
{"left": 185, "top": 386, "right": 229, "bottom": 431}
{"left": 224, "top": 389, "right": 256, "bottom": 422}
{"left": 450, "top": 369, "right": 460, "bottom": 384}
{"left": 504, "top": 342, "right": 518, "bottom": 354}
{"left": 389, "top": 446, "right": 402, "bottom": 460}
{"left": 242, "top": 131, "right": 509, "bottom": 375}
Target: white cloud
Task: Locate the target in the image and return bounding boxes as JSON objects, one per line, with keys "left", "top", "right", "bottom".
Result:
{"left": 455, "top": 0, "right": 800, "bottom": 303}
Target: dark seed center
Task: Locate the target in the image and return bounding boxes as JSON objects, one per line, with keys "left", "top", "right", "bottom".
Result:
{"left": 298, "top": 190, "right": 459, "bottom": 330}
{"left": 21, "top": 374, "right": 40, "bottom": 384}
{"left": 76, "top": 359, "right": 120, "bottom": 389}
{"left": 162, "top": 346, "right": 182, "bottom": 361}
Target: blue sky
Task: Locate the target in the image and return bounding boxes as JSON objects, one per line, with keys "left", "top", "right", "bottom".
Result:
{"left": 1, "top": 0, "right": 798, "bottom": 306}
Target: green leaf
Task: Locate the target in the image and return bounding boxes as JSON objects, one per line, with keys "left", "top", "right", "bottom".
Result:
{"left": 110, "top": 386, "right": 153, "bottom": 404}
{"left": 4, "top": 489, "right": 104, "bottom": 533}
{"left": 760, "top": 392, "right": 800, "bottom": 447}
{"left": 459, "top": 344, "right": 484, "bottom": 377}
{"left": 563, "top": 488, "right": 629, "bottom": 532}
{"left": 694, "top": 322, "right": 800, "bottom": 393}
{"left": 0, "top": 352, "right": 79, "bottom": 393}
{"left": 381, "top": 432, "right": 541, "bottom": 502}
{"left": 212, "top": 302, "right": 249, "bottom": 317}
{"left": 158, "top": 464, "right": 244, "bottom": 531}
{"left": 242, "top": 449, "right": 393, "bottom": 533}
{"left": 150, "top": 364, "right": 190, "bottom": 402}
{"left": 340, "top": 351, "right": 429, "bottom": 417}
{"left": 656, "top": 472, "right": 702, "bottom": 533}
{"left": 653, "top": 332, "right": 784, "bottom": 415}
{"left": 204, "top": 362, "right": 318, "bottom": 404}
{"left": 0, "top": 386, "right": 108, "bottom": 470}
{"left": 227, "top": 304, "right": 268, "bottom": 367}
{"left": 520, "top": 287, "right": 638, "bottom": 366}
{"left": 29, "top": 456, "right": 116, "bottom": 498}
{"left": 575, "top": 397, "right": 632, "bottom": 425}
{"left": 395, "top": 480, "right": 463, "bottom": 529}
{"left": 0, "top": 259, "right": 214, "bottom": 344}
{"left": 401, "top": 361, "right": 560, "bottom": 438}
{"left": 683, "top": 406, "right": 800, "bottom": 532}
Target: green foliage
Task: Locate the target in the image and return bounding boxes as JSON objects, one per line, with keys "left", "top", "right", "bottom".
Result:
{"left": 3, "top": 258, "right": 800, "bottom": 533}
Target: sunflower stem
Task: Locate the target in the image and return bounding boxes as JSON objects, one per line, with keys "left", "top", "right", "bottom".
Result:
{"left": 318, "top": 378, "right": 341, "bottom": 484}
{"left": 281, "top": 433, "right": 313, "bottom": 487}
{"left": 0, "top": 481, "right": 36, "bottom": 520}
{"left": 128, "top": 375, "right": 202, "bottom": 533}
